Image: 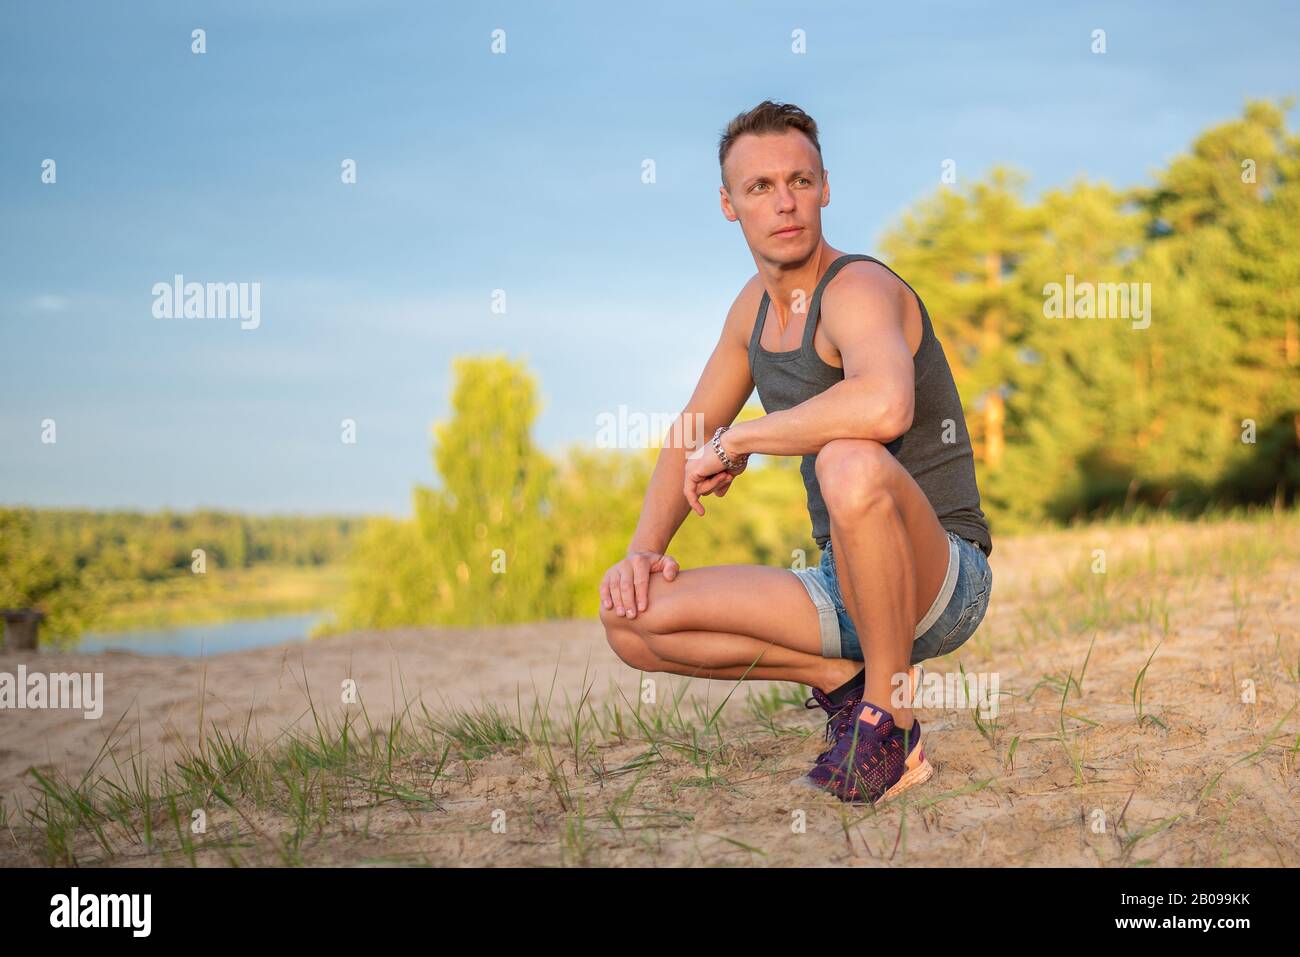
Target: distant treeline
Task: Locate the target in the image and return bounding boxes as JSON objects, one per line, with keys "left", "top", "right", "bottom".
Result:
{"left": 18, "top": 508, "right": 361, "bottom": 575}
{"left": 0, "top": 508, "right": 360, "bottom": 638}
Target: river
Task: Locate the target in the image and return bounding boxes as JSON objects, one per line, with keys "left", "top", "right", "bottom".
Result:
{"left": 66, "top": 611, "right": 333, "bottom": 658}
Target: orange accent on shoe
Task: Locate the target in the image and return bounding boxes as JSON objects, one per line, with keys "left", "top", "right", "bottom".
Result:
{"left": 875, "top": 753, "right": 934, "bottom": 805}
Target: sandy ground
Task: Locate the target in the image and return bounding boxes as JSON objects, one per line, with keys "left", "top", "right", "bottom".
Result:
{"left": 0, "top": 617, "right": 636, "bottom": 808}
{"left": 2, "top": 517, "right": 1298, "bottom": 866}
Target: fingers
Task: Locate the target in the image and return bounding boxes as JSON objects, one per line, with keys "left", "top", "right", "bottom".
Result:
{"left": 602, "top": 553, "right": 681, "bottom": 618}
{"left": 630, "top": 554, "right": 651, "bottom": 615}
{"left": 696, "top": 469, "right": 738, "bottom": 500}
{"left": 603, "top": 570, "right": 629, "bottom": 617}
{"left": 649, "top": 552, "right": 680, "bottom": 580}
{"left": 618, "top": 564, "right": 637, "bottom": 618}
{"left": 697, "top": 472, "right": 727, "bottom": 496}
{"left": 684, "top": 477, "right": 704, "bottom": 516}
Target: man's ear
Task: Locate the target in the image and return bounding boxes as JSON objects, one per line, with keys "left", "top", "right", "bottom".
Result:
{"left": 719, "top": 185, "right": 738, "bottom": 222}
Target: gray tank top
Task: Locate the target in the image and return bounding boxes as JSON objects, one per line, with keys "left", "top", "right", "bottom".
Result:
{"left": 747, "top": 253, "right": 992, "bottom": 557}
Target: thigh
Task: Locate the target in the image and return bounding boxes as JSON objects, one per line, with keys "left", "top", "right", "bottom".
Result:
{"left": 820, "top": 438, "right": 951, "bottom": 623}
{"left": 625, "top": 563, "right": 826, "bottom": 658}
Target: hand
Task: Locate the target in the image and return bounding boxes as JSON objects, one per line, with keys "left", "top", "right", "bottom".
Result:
{"left": 684, "top": 441, "right": 743, "bottom": 516}
{"left": 600, "top": 549, "right": 680, "bottom": 619}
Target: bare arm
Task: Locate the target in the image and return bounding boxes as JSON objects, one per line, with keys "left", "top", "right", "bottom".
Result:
{"left": 599, "top": 282, "right": 758, "bottom": 618}
{"left": 721, "top": 264, "right": 915, "bottom": 458}
{"left": 627, "top": 284, "right": 759, "bottom": 554}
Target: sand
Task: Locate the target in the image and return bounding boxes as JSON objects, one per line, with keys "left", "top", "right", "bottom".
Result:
{"left": 1, "top": 517, "right": 1297, "bottom": 866}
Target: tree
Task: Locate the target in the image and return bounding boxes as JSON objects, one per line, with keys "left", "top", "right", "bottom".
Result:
{"left": 0, "top": 508, "right": 95, "bottom": 643}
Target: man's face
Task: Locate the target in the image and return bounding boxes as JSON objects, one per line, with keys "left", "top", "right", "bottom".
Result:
{"left": 720, "top": 128, "right": 828, "bottom": 264}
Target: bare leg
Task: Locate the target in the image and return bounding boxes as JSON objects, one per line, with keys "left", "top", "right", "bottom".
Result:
{"left": 814, "top": 439, "right": 952, "bottom": 729}
{"left": 599, "top": 563, "right": 861, "bottom": 692}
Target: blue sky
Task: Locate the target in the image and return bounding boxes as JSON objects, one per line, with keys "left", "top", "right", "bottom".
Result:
{"left": 2, "top": 1, "right": 1296, "bottom": 516}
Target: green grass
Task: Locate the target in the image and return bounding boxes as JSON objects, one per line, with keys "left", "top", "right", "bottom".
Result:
{"left": 3, "top": 659, "right": 795, "bottom": 866}
{"left": 1009, "top": 506, "right": 1300, "bottom": 646}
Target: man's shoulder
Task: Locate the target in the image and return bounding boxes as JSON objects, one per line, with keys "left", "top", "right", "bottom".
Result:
{"left": 721, "top": 273, "right": 766, "bottom": 339}
{"left": 823, "top": 257, "right": 912, "bottom": 308}
{"left": 817, "top": 258, "right": 915, "bottom": 344}
{"left": 733, "top": 271, "right": 766, "bottom": 308}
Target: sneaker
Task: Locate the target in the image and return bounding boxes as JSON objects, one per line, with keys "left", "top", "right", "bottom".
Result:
{"left": 802, "top": 664, "right": 922, "bottom": 764}
{"left": 803, "top": 683, "right": 865, "bottom": 763}
{"left": 796, "top": 699, "right": 933, "bottom": 805}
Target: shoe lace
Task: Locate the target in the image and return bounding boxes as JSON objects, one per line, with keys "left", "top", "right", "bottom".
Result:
{"left": 804, "top": 689, "right": 861, "bottom": 762}
{"left": 805, "top": 665, "right": 914, "bottom": 750}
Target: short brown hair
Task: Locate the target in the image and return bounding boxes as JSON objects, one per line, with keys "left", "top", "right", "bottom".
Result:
{"left": 718, "top": 100, "right": 823, "bottom": 187}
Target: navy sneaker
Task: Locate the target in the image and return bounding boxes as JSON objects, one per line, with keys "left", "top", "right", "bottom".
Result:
{"left": 802, "top": 664, "right": 921, "bottom": 765}
{"left": 797, "top": 698, "right": 933, "bottom": 805}
{"left": 803, "top": 683, "right": 865, "bottom": 764}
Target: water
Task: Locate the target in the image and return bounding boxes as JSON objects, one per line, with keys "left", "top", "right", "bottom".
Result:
{"left": 68, "top": 611, "right": 332, "bottom": 658}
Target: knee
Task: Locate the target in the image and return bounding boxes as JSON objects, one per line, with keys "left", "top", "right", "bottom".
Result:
{"left": 600, "top": 613, "right": 663, "bottom": 672}
{"left": 598, "top": 571, "right": 675, "bottom": 638}
{"left": 815, "top": 438, "right": 898, "bottom": 517}
{"left": 599, "top": 599, "right": 628, "bottom": 633}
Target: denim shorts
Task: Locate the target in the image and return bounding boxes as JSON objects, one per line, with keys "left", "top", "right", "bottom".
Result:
{"left": 790, "top": 530, "right": 992, "bottom": 662}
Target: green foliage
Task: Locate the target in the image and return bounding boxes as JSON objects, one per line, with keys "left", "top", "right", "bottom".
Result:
{"left": 328, "top": 359, "right": 813, "bottom": 631}
{"left": 419, "top": 355, "right": 564, "bottom": 623}
{"left": 882, "top": 98, "right": 1300, "bottom": 529}
{"left": 0, "top": 509, "right": 95, "bottom": 642}
{"left": 0, "top": 508, "right": 360, "bottom": 644}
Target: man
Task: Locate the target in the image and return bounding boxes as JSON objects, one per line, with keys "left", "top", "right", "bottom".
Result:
{"left": 598, "top": 100, "right": 993, "bottom": 805}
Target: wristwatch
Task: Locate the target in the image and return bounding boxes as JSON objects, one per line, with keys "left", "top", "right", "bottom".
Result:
{"left": 710, "top": 426, "right": 749, "bottom": 473}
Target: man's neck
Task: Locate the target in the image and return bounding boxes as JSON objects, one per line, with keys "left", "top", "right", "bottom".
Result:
{"left": 757, "top": 241, "right": 848, "bottom": 330}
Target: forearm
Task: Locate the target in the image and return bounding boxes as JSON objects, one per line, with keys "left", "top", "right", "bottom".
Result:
{"left": 724, "top": 378, "right": 910, "bottom": 457}
{"left": 626, "top": 417, "right": 697, "bottom": 554}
